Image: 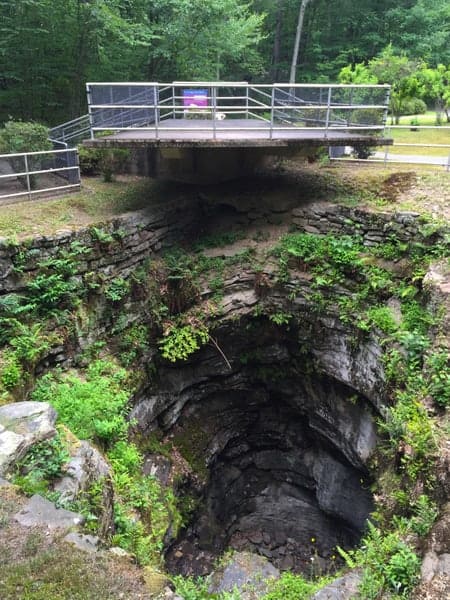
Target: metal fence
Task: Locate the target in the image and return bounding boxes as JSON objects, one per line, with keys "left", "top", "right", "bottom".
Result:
{"left": 86, "top": 81, "right": 390, "bottom": 139}
{"left": 330, "top": 125, "right": 450, "bottom": 171}
{"left": 0, "top": 148, "right": 81, "bottom": 203}
{"left": 49, "top": 115, "right": 91, "bottom": 147}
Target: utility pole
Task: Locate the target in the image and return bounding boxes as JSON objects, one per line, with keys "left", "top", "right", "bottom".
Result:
{"left": 289, "top": 0, "right": 313, "bottom": 85}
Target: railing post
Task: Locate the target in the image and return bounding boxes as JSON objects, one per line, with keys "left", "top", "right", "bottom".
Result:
{"left": 154, "top": 84, "right": 159, "bottom": 140}
{"left": 383, "top": 86, "right": 391, "bottom": 135}
{"left": 270, "top": 86, "right": 275, "bottom": 140}
{"left": 325, "top": 87, "right": 332, "bottom": 138}
{"left": 172, "top": 84, "right": 176, "bottom": 119}
{"left": 23, "top": 154, "right": 32, "bottom": 201}
{"left": 245, "top": 85, "right": 249, "bottom": 119}
{"left": 212, "top": 85, "right": 217, "bottom": 140}
{"left": 86, "top": 84, "right": 95, "bottom": 139}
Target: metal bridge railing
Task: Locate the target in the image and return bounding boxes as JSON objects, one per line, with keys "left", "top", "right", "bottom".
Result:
{"left": 49, "top": 114, "right": 91, "bottom": 147}
{"left": 0, "top": 148, "right": 81, "bottom": 203}
{"left": 86, "top": 81, "right": 391, "bottom": 140}
{"left": 331, "top": 125, "right": 450, "bottom": 171}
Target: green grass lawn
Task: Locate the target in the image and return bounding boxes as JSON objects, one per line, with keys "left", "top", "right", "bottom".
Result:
{"left": 383, "top": 116, "right": 450, "bottom": 157}
{"left": 0, "top": 177, "right": 160, "bottom": 239}
{"left": 392, "top": 111, "right": 449, "bottom": 126}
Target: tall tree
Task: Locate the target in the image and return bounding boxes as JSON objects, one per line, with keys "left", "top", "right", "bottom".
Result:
{"left": 289, "top": 0, "right": 315, "bottom": 84}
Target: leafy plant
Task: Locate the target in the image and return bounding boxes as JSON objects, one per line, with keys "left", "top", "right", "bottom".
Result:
{"left": 104, "top": 277, "right": 130, "bottom": 303}
{"left": 32, "top": 360, "right": 130, "bottom": 447}
{"left": 338, "top": 521, "right": 420, "bottom": 599}
{"left": 13, "top": 432, "right": 69, "bottom": 496}
{"left": 263, "top": 572, "right": 330, "bottom": 600}
{"left": 426, "top": 351, "right": 450, "bottom": 407}
{"left": 159, "top": 321, "right": 209, "bottom": 362}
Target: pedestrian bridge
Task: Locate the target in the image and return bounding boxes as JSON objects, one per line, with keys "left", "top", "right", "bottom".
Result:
{"left": 82, "top": 81, "right": 392, "bottom": 182}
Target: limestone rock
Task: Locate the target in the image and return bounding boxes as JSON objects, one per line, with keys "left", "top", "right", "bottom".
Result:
{"left": 421, "top": 551, "right": 450, "bottom": 583}
{"left": 14, "top": 494, "right": 84, "bottom": 529}
{"left": 64, "top": 532, "right": 100, "bottom": 553}
{"left": 208, "top": 551, "right": 279, "bottom": 599}
{"left": 53, "top": 440, "right": 114, "bottom": 538}
{"left": 54, "top": 440, "right": 110, "bottom": 502}
{"left": 312, "top": 571, "right": 362, "bottom": 599}
{"left": 0, "top": 402, "right": 57, "bottom": 475}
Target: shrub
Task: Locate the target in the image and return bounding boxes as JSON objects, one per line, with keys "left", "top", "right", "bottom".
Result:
{"left": 0, "top": 120, "right": 52, "bottom": 189}
{"left": 99, "top": 148, "right": 130, "bottom": 182}
{"left": 78, "top": 146, "right": 102, "bottom": 176}
{"left": 401, "top": 98, "right": 427, "bottom": 116}
{"left": 0, "top": 120, "right": 51, "bottom": 154}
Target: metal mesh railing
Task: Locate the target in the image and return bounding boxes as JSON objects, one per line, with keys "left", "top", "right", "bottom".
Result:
{"left": 0, "top": 148, "right": 80, "bottom": 203}
{"left": 86, "top": 82, "right": 390, "bottom": 139}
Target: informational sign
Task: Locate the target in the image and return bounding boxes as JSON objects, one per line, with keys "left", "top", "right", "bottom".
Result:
{"left": 183, "top": 89, "right": 208, "bottom": 108}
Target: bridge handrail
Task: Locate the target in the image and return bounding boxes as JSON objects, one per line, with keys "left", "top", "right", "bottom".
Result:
{"left": 85, "top": 81, "right": 391, "bottom": 141}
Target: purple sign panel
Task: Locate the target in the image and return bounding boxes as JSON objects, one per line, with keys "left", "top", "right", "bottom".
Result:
{"left": 183, "top": 89, "right": 208, "bottom": 108}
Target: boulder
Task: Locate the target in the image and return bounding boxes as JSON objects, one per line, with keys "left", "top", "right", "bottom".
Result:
{"left": 312, "top": 571, "right": 362, "bottom": 599}
{"left": 208, "top": 551, "right": 280, "bottom": 599}
{"left": 64, "top": 532, "right": 100, "bottom": 553}
{"left": 14, "top": 494, "right": 84, "bottom": 529}
{"left": 54, "top": 440, "right": 110, "bottom": 502}
{"left": 0, "top": 402, "right": 57, "bottom": 475}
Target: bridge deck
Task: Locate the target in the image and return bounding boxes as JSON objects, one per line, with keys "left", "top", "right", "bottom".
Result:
{"left": 87, "top": 118, "right": 391, "bottom": 149}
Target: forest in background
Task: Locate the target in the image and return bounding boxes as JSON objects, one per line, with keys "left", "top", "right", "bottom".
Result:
{"left": 0, "top": 0, "right": 449, "bottom": 125}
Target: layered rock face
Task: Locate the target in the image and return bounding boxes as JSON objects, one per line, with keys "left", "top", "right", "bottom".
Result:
{"left": 132, "top": 316, "right": 382, "bottom": 576}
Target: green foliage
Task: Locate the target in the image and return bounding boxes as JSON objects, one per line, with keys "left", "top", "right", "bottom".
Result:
{"left": 118, "top": 323, "right": 150, "bottom": 366}
{"left": 31, "top": 360, "right": 130, "bottom": 447}
{"left": 359, "top": 305, "right": 398, "bottom": 334}
{"left": 268, "top": 312, "right": 292, "bottom": 327}
{"left": 77, "top": 146, "right": 103, "bottom": 176}
{"left": 159, "top": 322, "right": 209, "bottom": 362}
{"left": 425, "top": 351, "right": 450, "bottom": 407}
{"left": 408, "top": 494, "right": 439, "bottom": 536}
{"left": 0, "top": 350, "right": 23, "bottom": 390}
{"left": 104, "top": 277, "right": 131, "bottom": 303}
{"left": 338, "top": 521, "right": 420, "bottom": 599}
{"left": 171, "top": 575, "right": 242, "bottom": 600}
{"left": 98, "top": 148, "right": 130, "bottom": 183}
{"left": 0, "top": 121, "right": 51, "bottom": 154}
{"left": 108, "top": 440, "right": 180, "bottom": 565}
{"left": 13, "top": 432, "right": 69, "bottom": 496}
{"left": 263, "top": 572, "right": 330, "bottom": 600}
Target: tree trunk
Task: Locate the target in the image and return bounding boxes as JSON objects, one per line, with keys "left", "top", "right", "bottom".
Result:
{"left": 271, "top": 0, "right": 283, "bottom": 82}
{"left": 289, "top": 0, "right": 313, "bottom": 85}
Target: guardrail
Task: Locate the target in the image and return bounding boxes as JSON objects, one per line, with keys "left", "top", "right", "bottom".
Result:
{"left": 49, "top": 114, "right": 91, "bottom": 147}
{"left": 330, "top": 125, "right": 450, "bottom": 171}
{"left": 0, "top": 148, "right": 81, "bottom": 203}
{"left": 86, "top": 81, "right": 391, "bottom": 140}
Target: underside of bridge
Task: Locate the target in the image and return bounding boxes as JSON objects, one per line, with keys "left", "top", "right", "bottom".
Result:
{"left": 85, "top": 120, "right": 392, "bottom": 183}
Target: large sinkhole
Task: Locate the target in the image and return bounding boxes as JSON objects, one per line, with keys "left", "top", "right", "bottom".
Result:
{"left": 133, "top": 316, "right": 382, "bottom": 577}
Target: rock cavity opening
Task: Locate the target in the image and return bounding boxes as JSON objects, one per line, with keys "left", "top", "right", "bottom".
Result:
{"left": 134, "top": 318, "right": 381, "bottom": 577}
